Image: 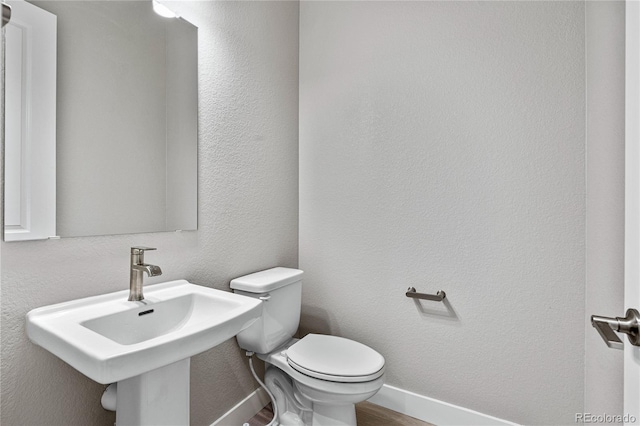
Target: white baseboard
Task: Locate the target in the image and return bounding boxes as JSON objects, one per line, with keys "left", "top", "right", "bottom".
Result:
{"left": 211, "top": 383, "right": 518, "bottom": 426}
{"left": 368, "top": 384, "right": 519, "bottom": 426}
{"left": 211, "top": 387, "right": 270, "bottom": 426}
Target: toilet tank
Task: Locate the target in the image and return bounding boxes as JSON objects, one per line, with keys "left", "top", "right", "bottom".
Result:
{"left": 230, "top": 267, "right": 303, "bottom": 354}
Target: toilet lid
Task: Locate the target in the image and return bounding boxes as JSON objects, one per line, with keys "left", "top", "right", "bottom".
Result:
{"left": 286, "top": 334, "right": 385, "bottom": 383}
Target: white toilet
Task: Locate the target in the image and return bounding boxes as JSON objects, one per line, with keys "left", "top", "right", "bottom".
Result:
{"left": 231, "top": 267, "right": 385, "bottom": 426}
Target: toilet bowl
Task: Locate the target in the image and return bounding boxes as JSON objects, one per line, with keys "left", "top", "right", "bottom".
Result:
{"left": 231, "top": 268, "right": 385, "bottom": 426}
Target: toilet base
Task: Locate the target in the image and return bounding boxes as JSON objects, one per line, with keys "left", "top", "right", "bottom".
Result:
{"left": 311, "top": 402, "right": 357, "bottom": 426}
{"left": 264, "top": 366, "right": 312, "bottom": 426}
{"left": 264, "top": 365, "right": 367, "bottom": 426}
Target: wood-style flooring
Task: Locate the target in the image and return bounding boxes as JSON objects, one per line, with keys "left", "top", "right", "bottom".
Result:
{"left": 246, "top": 402, "right": 434, "bottom": 426}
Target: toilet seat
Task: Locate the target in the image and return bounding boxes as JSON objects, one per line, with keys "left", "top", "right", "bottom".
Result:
{"left": 286, "top": 334, "right": 385, "bottom": 383}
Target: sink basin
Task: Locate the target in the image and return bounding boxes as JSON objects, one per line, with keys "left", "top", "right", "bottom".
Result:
{"left": 26, "top": 280, "right": 262, "bottom": 384}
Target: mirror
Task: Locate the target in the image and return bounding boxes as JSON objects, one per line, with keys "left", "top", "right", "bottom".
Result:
{"left": 3, "top": 0, "right": 197, "bottom": 240}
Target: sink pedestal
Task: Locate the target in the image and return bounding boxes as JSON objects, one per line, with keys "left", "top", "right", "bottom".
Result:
{"left": 116, "top": 359, "right": 190, "bottom": 426}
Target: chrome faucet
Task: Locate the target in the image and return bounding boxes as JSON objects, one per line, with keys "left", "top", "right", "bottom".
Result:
{"left": 129, "top": 247, "right": 162, "bottom": 301}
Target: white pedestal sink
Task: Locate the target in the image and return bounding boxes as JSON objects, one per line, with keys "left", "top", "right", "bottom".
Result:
{"left": 26, "top": 280, "right": 262, "bottom": 425}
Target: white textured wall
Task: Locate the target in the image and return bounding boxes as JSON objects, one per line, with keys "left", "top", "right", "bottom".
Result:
{"left": 0, "top": 1, "right": 299, "bottom": 425}
{"left": 299, "top": 2, "right": 585, "bottom": 424}
{"left": 585, "top": 0, "right": 625, "bottom": 418}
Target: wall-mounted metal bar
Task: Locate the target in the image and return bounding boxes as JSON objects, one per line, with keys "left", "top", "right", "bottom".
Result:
{"left": 406, "top": 287, "right": 446, "bottom": 302}
{"left": 2, "top": 3, "right": 11, "bottom": 27}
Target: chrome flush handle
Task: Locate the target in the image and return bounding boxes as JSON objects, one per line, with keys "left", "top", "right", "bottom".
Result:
{"left": 591, "top": 308, "right": 640, "bottom": 349}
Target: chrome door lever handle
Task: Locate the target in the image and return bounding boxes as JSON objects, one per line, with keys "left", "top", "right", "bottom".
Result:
{"left": 592, "top": 318, "right": 624, "bottom": 349}
{"left": 591, "top": 308, "right": 640, "bottom": 349}
{"left": 2, "top": 3, "right": 11, "bottom": 28}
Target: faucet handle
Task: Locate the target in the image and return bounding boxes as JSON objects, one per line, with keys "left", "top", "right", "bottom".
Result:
{"left": 131, "top": 246, "right": 157, "bottom": 254}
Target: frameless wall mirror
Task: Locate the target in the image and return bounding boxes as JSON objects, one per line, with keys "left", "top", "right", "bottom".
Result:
{"left": 3, "top": 0, "right": 197, "bottom": 241}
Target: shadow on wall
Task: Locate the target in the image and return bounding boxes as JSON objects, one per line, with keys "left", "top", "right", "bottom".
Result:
{"left": 410, "top": 297, "right": 459, "bottom": 321}
{"left": 299, "top": 297, "right": 459, "bottom": 339}
{"left": 298, "top": 305, "right": 340, "bottom": 337}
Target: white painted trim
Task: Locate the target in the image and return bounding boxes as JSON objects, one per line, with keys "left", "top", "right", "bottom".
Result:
{"left": 3, "top": 0, "right": 56, "bottom": 241}
{"left": 211, "top": 388, "right": 270, "bottom": 426}
{"left": 368, "top": 384, "right": 519, "bottom": 426}
{"left": 624, "top": 0, "right": 640, "bottom": 423}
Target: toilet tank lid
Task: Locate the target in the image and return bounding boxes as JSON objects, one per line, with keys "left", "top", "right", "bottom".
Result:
{"left": 230, "top": 267, "right": 303, "bottom": 293}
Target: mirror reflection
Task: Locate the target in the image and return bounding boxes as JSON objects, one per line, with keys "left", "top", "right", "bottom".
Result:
{"left": 4, "top": 0, "right": 198, "bottom": 240}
